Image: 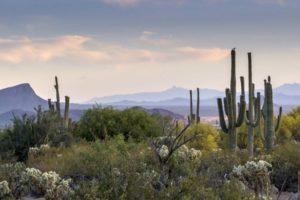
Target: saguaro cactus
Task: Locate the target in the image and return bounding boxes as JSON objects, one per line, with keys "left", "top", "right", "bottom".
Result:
{"left": 189, "top": 88, "right": 200, "bottom": 124}
{"left": 189, "top": 90, "right": 194, "bottom": 123}
{"left": 217, "top": 49, "right": 246, "bottom": 150}
{"left": 261, "top": 76, "right": 282, "bottom": 151}
{"left": 196, "top": 88, "right": 200, "bottom": 123}
{"left": 245, "top": 53, "right": 261, "bottom": 156}
{"left": 54, "top": 76, "right": 61, "bottom": 119}
{"left": 64, "top": 96, "right": 70, "bottom": 128}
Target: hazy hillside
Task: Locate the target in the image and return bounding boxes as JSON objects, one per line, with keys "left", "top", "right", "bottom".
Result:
{"left": 0, "top": 83, "right": 47, "bottom": 113}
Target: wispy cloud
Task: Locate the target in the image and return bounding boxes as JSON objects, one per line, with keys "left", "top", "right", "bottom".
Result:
{"left": 139, "top": 31, "right": 173, "bottom": 46}
{"left": 0, "top": 35, "right": 229, "bottom": 68}
{"left": 176, "top": 47, "right": 230, "bottom": 62}
{"left": 0, "top": 35, "right": 164, "bottom": 65}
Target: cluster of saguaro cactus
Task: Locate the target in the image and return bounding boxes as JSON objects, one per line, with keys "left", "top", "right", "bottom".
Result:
{"left": 245, "top": 53, "right": 261, "bottom": 156}
{"left": 217, "top": 49, "right": 246, "bottom": 150}
{"left": 189, "top": 88, "right": 200, "bottom": 124}
{"left": 48, "top": 76, "right": 70, "bottom": 128}
{"left": 261, "top": 76, "right": 282, "bottom": 151}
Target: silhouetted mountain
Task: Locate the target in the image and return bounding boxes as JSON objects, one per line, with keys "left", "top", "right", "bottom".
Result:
{"left": 0, "top": 83, "right": 47, "bottom": 113}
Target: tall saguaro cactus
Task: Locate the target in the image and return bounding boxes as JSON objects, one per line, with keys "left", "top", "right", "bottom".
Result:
{"left": 196, "top": 88, "right": 200, "bottom": 123}
{"left": 217, "top": 49, "right": 246, "bottom": 150}
{"left": 245, "top": 53, "right": 261, "bottom": 156}
{"left": 54, "top": 76, "right": 61, "bottom": 119}
{"left": 189, "top": 90, "right": 194, "bottom": 123}
{"left": 261, "top": 76, "right": 282, "bottom": 151}
{"left": 189, "top": 88, "right": 200, "bottom": 124}
{"left": 64, "top": 96, "right": 70, "bottom": 128}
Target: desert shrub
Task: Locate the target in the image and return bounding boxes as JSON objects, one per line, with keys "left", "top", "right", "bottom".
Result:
{"left": 75, "top": 107, "right": 120, "bottom": 141}
{"left": 277, "top": 106, "right": 300, "bottom": 143}
{"left": 0, "top": 163, "right": 74, "bottom": 199}
{"left": 119, "top": 107, "right": 161, "bottom": 141}
{"left": 271, "top": 142, "right": 300, "bottom": 192}
{"left": 197, "top": 150, "right": 248, "bottom": 190}
{"left": 236, "top": 122, "right": 264, "bottom": 151}
{"left": 28, "top": 136, "right": 160, "bottom": 199}
{"left": 232, "top": 160, "right": 272, "bottom": 199}
{"left": 219, "top": 178, "right": 255, "bottom": 200}
{"left": 75, "top": 107, "right": 162, "bottom": 142}
{"left": 0, "top": 181, "right": 13, "bottom": 200}
{"left": 186, "top": 123, "right": 220, "bottom": 151}
{"left": 0, "top": 107, "right": 73, "bottom": 162}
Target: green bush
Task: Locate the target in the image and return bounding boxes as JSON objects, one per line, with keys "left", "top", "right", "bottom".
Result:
{"left": 75, "top": 107, "right": 162, "bottom": 142}
{"left": 271, "top": 142, "right": 300, "bottom": 192}
{"left": 186, "top": 123, "right": 220, "bottom": 151}
{"left": 119, "top": 108, "right": 161, "bottom": 141}
{"left": 0, "top": 108, "right": 73, "bottom": 162}
{"left": 75, "top": 107, "right": 120, "bottom": 141}
{"left": 277, "top": 106, "right": 300, "bottom": 143}
{"left": 197, "top": 150, "right": 248, "bottom": 190}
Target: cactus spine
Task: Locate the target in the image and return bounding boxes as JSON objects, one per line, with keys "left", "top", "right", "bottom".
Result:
{"left": 261, "top": 76, "right": 282, "bottom": 151}
{"left": 189, "top": 88, "right": 200, "bottom": 124}
{"left": 217, "top": 49, "right": 246, "bottom": 150}
{"left": 54, "top": 76, "right": 61, "bottom": 119}
{"left": 64, "top": 96, "right": 70, "bottom": 128}
{"left": 245, "top": 53, "right": 261, "bottom": 156}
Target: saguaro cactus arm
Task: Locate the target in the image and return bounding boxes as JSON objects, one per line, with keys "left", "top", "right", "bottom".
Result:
{"left": 217, "top": 98, "right": 229, "bottom": 133}
{"left": 235, "top": 77, "right": 246, "bottom": 127}
{"left": 245, "top": 92, "right": 261, "bottom": 127}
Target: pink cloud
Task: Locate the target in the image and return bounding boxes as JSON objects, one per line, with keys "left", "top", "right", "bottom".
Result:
{"left": 176, "top": 47, "right": 230, "bottom": 62}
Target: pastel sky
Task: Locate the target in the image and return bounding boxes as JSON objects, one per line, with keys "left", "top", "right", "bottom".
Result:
{"left": 0, "top": 0, "right": 299, "bottom": 102}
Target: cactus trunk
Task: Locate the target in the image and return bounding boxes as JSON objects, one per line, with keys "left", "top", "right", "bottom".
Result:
{"left": 196, "top": 88, "right": 200, "bottom": 123}
{"left": 64, "top": 96, "right": 70, "bottom": 128}
{"left": 189, "top": 90, "right": 194, "bottom": 123}
{"left": 262, "top": 76, "right": 282, "bottom": 151}
{"left": 245, "top": 53, "right": 261, "bottom": 156}
{"left": 54, "top": 76, "right": 61, "bottom": 119}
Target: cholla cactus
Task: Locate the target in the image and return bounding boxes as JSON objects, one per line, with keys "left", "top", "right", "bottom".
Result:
{"left": 188, "top": 148, "right": 202, "bottom": 160}
{"left": 0, "top": 181, "right": 11, "bottom": 198}
{"left": 159, "top": 145, "right": 169, "bottom": 158}
{"left": 232, "top": 160, "right": 272, "bottom": 199}
{"left": 29, "top": 144, "right": 50, "bottom": 156}
{"left": 18, "top": 167, "right": 74, "bottom": 199}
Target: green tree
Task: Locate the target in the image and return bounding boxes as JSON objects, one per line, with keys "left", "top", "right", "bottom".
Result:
{"left": 75, "top": 106, "right": 120, "bottom": 141}
{"left": 119, "top": 108, "right": 161, "bottom": 141}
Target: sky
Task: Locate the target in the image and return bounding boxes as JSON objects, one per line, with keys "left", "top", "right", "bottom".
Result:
{"left": 0, "top": 0, "right": 299, "bottom": 102}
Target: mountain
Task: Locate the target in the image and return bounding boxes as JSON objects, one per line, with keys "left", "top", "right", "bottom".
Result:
{"left": 0, "top": 83, "right": 47, "bottom": 113}
{"left": 274, "top": 83, "right": 300, "bottom": 96}
{"left": 85, "top": 86, "right": 223, "bottom": 104}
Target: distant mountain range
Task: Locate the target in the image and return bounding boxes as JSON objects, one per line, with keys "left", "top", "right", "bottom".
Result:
{"left": 1, "top": 82, "right": 300, "bottom": 126}
{"left": 85, "top": 84, "right": 300, "bottom": 106}
{"left": 85, "top": 86, "right": 223, "bottom": 104}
